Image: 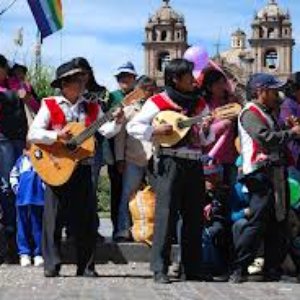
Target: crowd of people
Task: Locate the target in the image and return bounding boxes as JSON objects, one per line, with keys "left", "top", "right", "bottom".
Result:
{"left": 1, "top": 52, "right": 300, "bottom": 284}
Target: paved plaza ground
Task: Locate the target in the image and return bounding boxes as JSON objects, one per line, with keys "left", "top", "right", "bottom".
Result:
{"left": 1, "top": 263, "right": 300, "bottom": 300}
{"left": 1, "top": 219, "right": 300, "bottom": 300}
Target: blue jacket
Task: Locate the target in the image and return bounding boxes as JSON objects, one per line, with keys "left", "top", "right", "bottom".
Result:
{"left": 10, "top": 154, "right": 44, "bottom": 206}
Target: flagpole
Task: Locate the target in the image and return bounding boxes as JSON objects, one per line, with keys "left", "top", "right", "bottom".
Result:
{"left": 35, "top": 29, "right": 42, "bottom": 85}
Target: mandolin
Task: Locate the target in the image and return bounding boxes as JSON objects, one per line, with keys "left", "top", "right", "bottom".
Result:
{"left": 29, "top": 88, "right": 146, "bottom": 186}
{"left": 152, "top": 102, "right": 241, "bottom": 148}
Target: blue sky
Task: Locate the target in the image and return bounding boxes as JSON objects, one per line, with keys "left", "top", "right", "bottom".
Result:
{"left": 0, "top": 0, "right": 299, "bottom": 89}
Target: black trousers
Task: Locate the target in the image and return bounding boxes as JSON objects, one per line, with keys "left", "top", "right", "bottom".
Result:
{"left": 43, "top": 165, "right": 97, "bottom": 273}
{"left": 234, "top": 171, "right": 288, "bottom": 271}
{"left": 108, "top": 164, "right": 123, "bottom": 236}
{"left": 149, "top": 156, "right": 204, "bottom": 275}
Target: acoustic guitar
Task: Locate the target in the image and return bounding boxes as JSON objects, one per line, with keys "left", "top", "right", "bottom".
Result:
{"left": 152, "top": 102, "right": 242, "bottom": 148}
{"left": 29, "top": 88, "right": 146, "bottom": 186}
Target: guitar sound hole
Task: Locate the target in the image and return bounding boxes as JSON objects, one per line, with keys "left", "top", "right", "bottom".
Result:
{"left": 34, "top": 149, "right": 43, "bottom": 160}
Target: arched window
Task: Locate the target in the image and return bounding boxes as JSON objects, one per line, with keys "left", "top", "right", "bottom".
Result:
{"left": 161, "top": 30, "right": 167, "bottom": 41}
{"left": 177, "top": 31, "right": 181, "bottom": 40}
{"left": 285, "top": 28, "right": 289, "bottom": 36}
{"left": 157, "top": 51, "right": 170, "bottom": 72}
{"left": 267, "top": 28, "right": 275, "bottom": 38}
{"left": 264, "top": 49, "right": 278, "bottom": 70}
{"left": 152, "top": 29, "right": 157, "bottom": 41}
{"left": 259, "top": 27, "right": 264, "bottom": 38}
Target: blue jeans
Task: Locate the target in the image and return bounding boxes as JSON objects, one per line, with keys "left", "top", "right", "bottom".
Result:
{"left": 0, "top": 139, "right": 25, "bottom": 231}
{"left": 17, "top": 205, "right": 43, "bottom": 256}
{"left": 116, "top": 162, "right": 146, "bottom": 236}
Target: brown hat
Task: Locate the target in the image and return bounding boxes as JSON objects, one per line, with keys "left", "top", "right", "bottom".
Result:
{"left": 51, "top": 60, "right": 84, "bottom": 88}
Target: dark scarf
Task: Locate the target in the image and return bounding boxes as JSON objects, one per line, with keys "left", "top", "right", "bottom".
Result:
{"left": 165, "top": 86, "right": 202, "bottom": 116}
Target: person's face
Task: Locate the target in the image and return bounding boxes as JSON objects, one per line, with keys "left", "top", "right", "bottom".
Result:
{"left": 14, "top": 68, "right": 26, "bottom": 82}
{"left": 210, "top": 77, "right": 227, "bottom": 98}
{"left": 117, "top": 73, "right": 136, "bottom": 93}
{"left": 264, "top": 88, "right": 280, "bottom": 110}
{"left": 61, "top": 74, "right": 85, "bottom": 103}
{"left": 174, "top": 72, "right": 195, "bottom": 93}
{"left": 143, "top": 86, "right": 158, "bottom": 99}
{"left": 0, "top": 66, "right": 8, "bottom": 83}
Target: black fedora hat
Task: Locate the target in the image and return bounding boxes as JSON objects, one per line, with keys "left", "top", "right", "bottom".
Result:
{"left": 51, "top": 60, "right": 84, "bottom": 88}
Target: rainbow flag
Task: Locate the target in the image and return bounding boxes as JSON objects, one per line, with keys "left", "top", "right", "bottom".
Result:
{"left": 27, "top": 0, "right": 63, "bottom": 39}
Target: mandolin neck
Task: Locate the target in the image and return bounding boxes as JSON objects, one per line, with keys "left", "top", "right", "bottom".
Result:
{"left": 178, "top": 115, "right": 206, "bottom": 129}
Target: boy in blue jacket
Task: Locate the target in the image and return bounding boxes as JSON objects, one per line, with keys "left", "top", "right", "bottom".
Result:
{"left": 10, "top": 148, "right": 44, "bottom": 267}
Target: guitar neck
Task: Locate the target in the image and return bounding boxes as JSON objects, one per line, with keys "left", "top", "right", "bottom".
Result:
{"left": 70, "top": 103, "right": 123, "bottom": 146}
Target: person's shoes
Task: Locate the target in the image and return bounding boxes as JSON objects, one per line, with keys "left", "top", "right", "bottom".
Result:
{"left": 264, "top": 269, "right": 281, "bottom": 282}
{"left": 212, "top": 273, "right": 229, "bottom": 282}
{"left": 33, "top": 256, "right": 44, "bottom": 267}
{"left": 229, "top": 268, "right": 244, "bottom": 284}
{"left": 44, "top": 269, "right": 59, "bottom": 277}
{"left": 153, "top": 272, "right": 171, "bottom": 284}
{"left": 96, "top": 233, "right": 105, "bottom": 243}
{"left": 20, "top": 255, "right": 31, "bottom": 267}
{"left": 76, "top": 269, "right": 99, "bottom": 277}
{"left": 113, "top": 230, "right": 133, "bottom": 243}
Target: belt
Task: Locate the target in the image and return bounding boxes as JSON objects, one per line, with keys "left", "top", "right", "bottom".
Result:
{"left": 158, "top": 148, "right": 202, "bottom": 161}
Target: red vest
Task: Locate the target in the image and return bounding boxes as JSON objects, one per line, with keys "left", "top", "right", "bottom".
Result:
{"left": 44, "top": 98, "right": 99, "bottom": 130}
{"left": 150, "top": 92, "right": 206, "bottom": 116}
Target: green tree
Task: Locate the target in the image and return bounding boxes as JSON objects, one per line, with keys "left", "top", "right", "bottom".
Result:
{"left": 27, "top": 65, "right": 55, "bottom": 99}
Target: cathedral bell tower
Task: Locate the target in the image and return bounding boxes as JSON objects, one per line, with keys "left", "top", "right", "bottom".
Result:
{"left": 249, "top": 0, "right": 294, "bottom": 80}
{"left": 143, "top": 0, "right": 188, "bottom": 86}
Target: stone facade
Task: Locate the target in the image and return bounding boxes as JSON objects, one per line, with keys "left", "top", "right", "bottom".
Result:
{"left": 143, "top": 0, "right": 188, "bottom": 86}
{"left": 220, "top": 0, "right": 294, "bottom": 81}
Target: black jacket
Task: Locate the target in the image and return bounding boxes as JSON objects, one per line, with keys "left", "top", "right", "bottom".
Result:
{"left": 0, "top": 91, "right": 28, "bottom": 140}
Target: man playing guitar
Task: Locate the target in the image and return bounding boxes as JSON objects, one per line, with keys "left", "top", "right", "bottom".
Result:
{"left": 27, "top": 60, "right": 123, "bottom": 277}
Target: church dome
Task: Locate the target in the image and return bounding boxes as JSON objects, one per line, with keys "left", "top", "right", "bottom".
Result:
{"left": 257, "top": 0, "right": 287, "bottom": 19}
{"left": 149, "top": 0, "right": 184, "bottom": 24}
{"left": 232, "top": 28, "right": 246, "bottom": 36}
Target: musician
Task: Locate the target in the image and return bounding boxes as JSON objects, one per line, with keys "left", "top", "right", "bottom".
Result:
{"left": 279, "top": 72, "right": 300, "bottom": 169}
{"left": 27, "top": 60, "right": 124, "bottom": 277}
{"left": 108, "top": 61, "right": 137, "bottom": 239}
{"left": 72, "top": 57, "right": 109, "bottom": 242}
{"left": 127, "top": 58, "right": 215, "bottom": 283}
{"left": 231, "top": 73, "right": 300, "bottom": 283}
{"left": 114, "top": 76, "right": 157, "bottom": 242}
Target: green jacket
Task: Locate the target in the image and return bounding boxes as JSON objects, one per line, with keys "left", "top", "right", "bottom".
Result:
{"left": 108, "top": 89, "right": 125, "bottom": 109}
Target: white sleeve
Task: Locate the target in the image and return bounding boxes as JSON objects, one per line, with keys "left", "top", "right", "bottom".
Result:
{"left": 126, "top": 100, "right": 160, "bottom": 142}
{"left": 97, "top": 108, "right": 122, "bottom": 139}
{"left": 27, "top": 100, "right": 58, "bottom": 145}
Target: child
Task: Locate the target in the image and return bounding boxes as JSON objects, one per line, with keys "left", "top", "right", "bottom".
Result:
{"left": 202, "top": 164, "right": 229, "bottom": 280}
{"left": 10, "top": 148, "right": 44, "bottom": 267}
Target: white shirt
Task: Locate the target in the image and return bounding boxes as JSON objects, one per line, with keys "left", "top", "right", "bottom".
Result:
{"left": 28, "top": 96, "right": 121, "bottom": 145}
